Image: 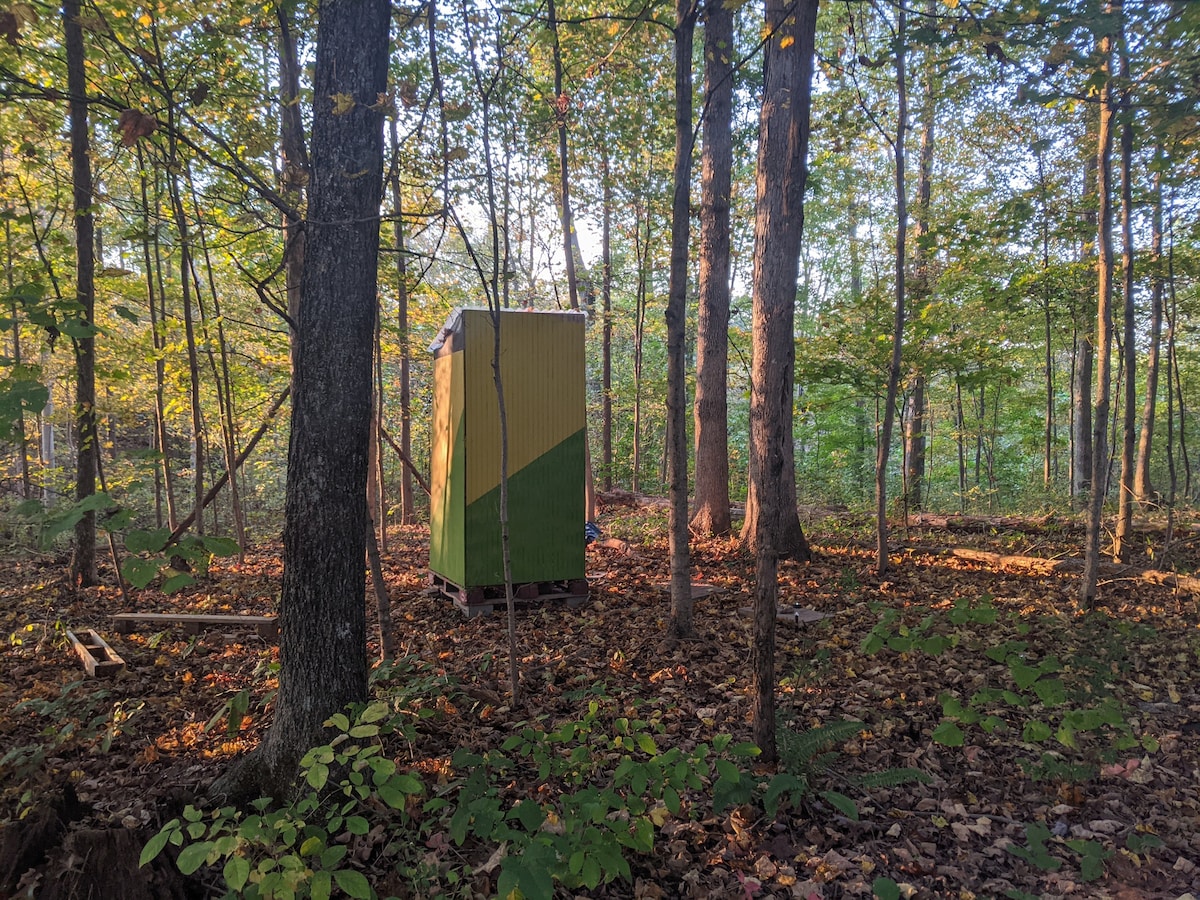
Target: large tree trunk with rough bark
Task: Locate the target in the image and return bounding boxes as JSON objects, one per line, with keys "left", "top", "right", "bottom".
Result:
{"left": 690, "top": 0, "right": 734, "bottom": 538}
{"left": 747, "top": 0, "right": 818, "bottom": 762}
{"left": 210, "top": 0, "right": 389, "bottom": 803}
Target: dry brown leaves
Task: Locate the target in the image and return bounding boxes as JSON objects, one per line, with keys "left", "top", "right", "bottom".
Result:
{"left": 2, "top": 512, "right": 1200, "bottom": 898}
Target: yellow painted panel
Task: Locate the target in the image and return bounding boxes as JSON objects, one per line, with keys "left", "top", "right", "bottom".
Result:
{"left": 461, "top": 310, "right": 585, "bottom": 505}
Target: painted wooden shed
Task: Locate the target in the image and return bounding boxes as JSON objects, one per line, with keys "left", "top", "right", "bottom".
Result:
{"left": 428, "top": 308, "right": 587, "bottom": 613}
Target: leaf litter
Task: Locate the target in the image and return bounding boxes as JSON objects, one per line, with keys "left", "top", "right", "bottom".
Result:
{"left": 2, "top": 508, "right": 1199, "bottom": 899}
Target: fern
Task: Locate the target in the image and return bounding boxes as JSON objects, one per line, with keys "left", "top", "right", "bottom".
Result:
{"left": 776, "top": 717, "right": 863, "bottom": 777}
{"left": 852, "top": 767, "right": 932, "bottom": 790}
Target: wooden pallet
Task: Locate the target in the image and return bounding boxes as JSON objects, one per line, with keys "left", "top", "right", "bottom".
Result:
{"left": 111, "top": 612, "right": 278, "bottom": 640}
{"left": 66, "top": 629, "right": 126, "bottom": 677}
{"left": 429, "top": 572, "right": 589, "bottom": 617}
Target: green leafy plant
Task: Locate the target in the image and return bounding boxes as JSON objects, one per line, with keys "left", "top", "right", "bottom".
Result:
{"left": 141, "top": 701, "right": 425, "bottom": 900}
{"left": 765, "top": 716, "right": 929, "bottom": 819}
{"left": 1, "top": 678, "right": 143, "bottom": 804}
{"left": 121, "top": 529, "right": 240, "bottom": 593}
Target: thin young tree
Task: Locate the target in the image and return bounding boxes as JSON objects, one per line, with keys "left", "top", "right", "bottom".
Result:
{"left": 875, "top": 2, "right": 908, "bottom": 575}
{"left": 1081, "top": 1, "right": 1118, "bottom": 607}
{"left": 1133, "top": 147, "right": 1164, "bottom": 506}
{"left": 665, "top": 0, "right": 701, "bottom": 639}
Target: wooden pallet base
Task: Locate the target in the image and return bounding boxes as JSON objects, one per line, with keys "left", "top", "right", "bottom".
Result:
{"left": 429, "top": 572, "right": 589, "bottom": 617}
{"left": 111, "top": 612, "right": 278, "bottom": 640}
{"left": 66, "top": 629, "right": 126, "bottom": 677}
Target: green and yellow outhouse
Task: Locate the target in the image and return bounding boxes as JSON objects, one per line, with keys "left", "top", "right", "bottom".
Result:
{"left": 428, "top": 308, "right": 588, "bottom": 613}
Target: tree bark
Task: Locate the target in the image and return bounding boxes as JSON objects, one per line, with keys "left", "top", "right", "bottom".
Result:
{"left": 903, "top": 10, "right": 935, "bottom": 512}
{"left": 278, "top": 2, "right": 308, "bottom": 365}
{"left": 1134, "top": 151, "right": 1164, "bottom": 506}
{"left": 1081, "top": 6, "right": 1117, "bottom": 606}
{"left": 665, "top": 0, "right": 699, "bottom": 640}
{"left": 601, "top": 145, "right": 614, "bottom": 492}
{"left": 747, "top": 0, "right": 819, "bottom": 761}
{"left": 690, "top": 0, "right": 734, "bottom": 537}
{"left": 1072, "top": 105, "right": 1099, "bottom": 510}
{"left": 1113, "top": 45, "right": 1135, "bottom": 563}
{"left": 211, "top": 0, "right": 389, "bottom": 801}
{"left": 64, "top": 0, "right": 98, "bottom": 588}
{"left": 876, "top": 2, "right": 908, "bottom": 574}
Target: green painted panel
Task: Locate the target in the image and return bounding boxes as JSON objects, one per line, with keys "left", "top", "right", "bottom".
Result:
{"left": 462, "top": 429, "right": 585, "bottom": 586}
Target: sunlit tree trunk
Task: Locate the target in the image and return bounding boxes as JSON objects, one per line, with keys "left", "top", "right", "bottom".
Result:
{"left": 1081, "top": 5, "right": 1117, "bottom": 606}
{"left": 1072, "top": 107, "right": 1099, "bottom": 510}
{"left": 1113, "top": 38, "right": 1135, "bottom": 563}
{"left": 1134, "top": 150, "right": 1164, "bottom": 506}
{"left": 691, "top": 0, "right": 734, "bottom": 537}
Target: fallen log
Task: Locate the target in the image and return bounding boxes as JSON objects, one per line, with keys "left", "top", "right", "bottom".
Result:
{"left": 949, "top": 547, "right": 1200, "bottom": 595}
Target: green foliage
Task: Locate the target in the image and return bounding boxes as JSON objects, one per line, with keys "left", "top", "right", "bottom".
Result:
{"left": 1, "top": 677, "right": 143, "bottom": 805}
{"left": 142, "top": 701, "right": 426, "bottom": 900}
{"left": 1005, "top": 822, "right": 1111, "bottom": 883}
{"left": 863, "top": 599, "right": 1151, "bottom": 783}
{"left": 447, "top": 704, "right": 756, "bottom": 896}
{"left": 120, "top": 532, "right": 240, "bottom": 593}
{"left": 766, "top": 715, "right": 929, "bottom": 819}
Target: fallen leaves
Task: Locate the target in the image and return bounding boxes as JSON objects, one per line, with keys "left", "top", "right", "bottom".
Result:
{"left": 4, "top": 512, "right": 1200, "bottom": 897}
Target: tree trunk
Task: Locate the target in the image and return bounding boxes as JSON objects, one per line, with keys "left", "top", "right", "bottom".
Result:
{"left": 690, "top": 0, "right": 734, "bottom": 537}
{"left": 211, "top": 0, "right": 389, "bottom": 802}
{"left": 387, "top": 119, "right": 415, "bottom": 525}
{"left": 1113, "top": 48, "right": 1135, "bottom": 563}
{"left": 747, "top": 0, "right": 818, "bottom": 762}
{"left": 876, "top": 2, "right": 908, "bottom": 575}
{"left": 64, "top": 0, "right": 98, "bottom": 588}
{"left": 601, "top": 146, "right": 614, "bottom": 492}
{"left": 665, "top": 0, "right": 699, "bottom": 640}
{"left": 186, "top": 166, "right": 245, "bottom": 554}
{"left": 1133, "top": 149, "right": 1164, "bottom": 506}
{"left": 137, "top": 149, "right": 178, "bottom": 530}
{"left": 1072, "top": 105, "right": 1099, "bottom": 510}
{"left": 278, "top": 2, "right": 308, "bottom": 363}
{"left": 167, "top": 175, "right": 206, "bottom": 536}
{"left": 1081, "top": 6, "right": 1117, "bottom": 606}
{"left": 4, "top": 200, "right": 30, "bottom": 498}
{"left": 903, "top": 14, "right": 935, "bottom": 513}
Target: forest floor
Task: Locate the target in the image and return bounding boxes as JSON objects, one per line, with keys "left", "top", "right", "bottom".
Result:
{"left": 2, "top": 500, "right": 1200, "bottom": 899}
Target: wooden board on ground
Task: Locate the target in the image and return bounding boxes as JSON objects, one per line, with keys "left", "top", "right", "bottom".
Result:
{"left": 950, "top": 548, "right": 1200, "bottom": 595}
{"left": 655, "top": 582, "right": 721, "bottom": 600}
{"left": 738, "top": 606, "right": 829, "bottom": 625}
{"left": 110, "top": 612, "right": 278, "bottom": 640}
{"left": 66, "top": 629, "right": 126, "bottom": 677}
